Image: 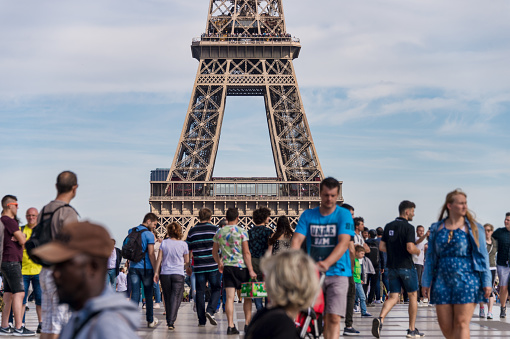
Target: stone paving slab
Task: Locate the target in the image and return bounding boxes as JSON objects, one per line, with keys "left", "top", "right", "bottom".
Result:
{"left": 19, "top": 300, "right": 510, "bottom": 338}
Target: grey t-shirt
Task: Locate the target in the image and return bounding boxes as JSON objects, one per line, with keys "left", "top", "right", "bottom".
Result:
{"left": 37, "top": 200, "right": 79, "bottom": 239}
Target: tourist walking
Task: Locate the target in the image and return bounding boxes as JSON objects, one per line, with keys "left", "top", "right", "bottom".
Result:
{"left": 154, "top": 221, "right": 189, "bottom": 330}
{"left": 268, "top": 215, "right": 292, "bottom": 255}
{"left": 422, "top": 189, "right": 491, "bottom": 339}
{"left": 413, "top": 225, "right": 429, "bottom": 305}
{"left": 291, "top": 177, "right": 354, "bottom": 339}
{"left": 492, "top": 212, "right": 510, "bottom": 318}
{"left": 212, "top": 208, "right": 257, "bottom": 335}
{"left": 126, "top": 213, "right": 159, "bottom": 328}
{"left": 186, "top": 208, "right": 221, "bottom": 327}
{"left": 248, "top": 207, "right": 273, "bottom": 311}
{"left": 372, "top": 200, "right": 423, "bottom": 338}
{"left": 479, "top": 223, "right": 497, "bottom": 319}
{"left": 354, "top": 246, "right": 372, "bottom": 317}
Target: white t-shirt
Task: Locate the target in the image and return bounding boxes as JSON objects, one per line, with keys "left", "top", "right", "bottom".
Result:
{"left": 413, "top": 236, "right": 426, "bottom": 265}
{"left": 160, "top": 239, "right": 189, "bottom": 276}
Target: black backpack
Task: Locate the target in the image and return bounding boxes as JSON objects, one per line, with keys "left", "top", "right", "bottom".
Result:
{"left": 122, "top": 227, "right": 150, "bottom": 262}
{"left": 26, "top": 204, "right": 76, "bottom": 267}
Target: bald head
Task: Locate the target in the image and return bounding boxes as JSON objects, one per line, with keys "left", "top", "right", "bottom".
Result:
{"left": 26, "top": 208, "right": 38, "bottom": 228}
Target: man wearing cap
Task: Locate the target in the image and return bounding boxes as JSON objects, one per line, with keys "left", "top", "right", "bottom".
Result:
{"left": 31, "top": 221, "right": 139, "bottom": 339}
{"left": 39, "top": 171, "right": 80, "bottom": 339}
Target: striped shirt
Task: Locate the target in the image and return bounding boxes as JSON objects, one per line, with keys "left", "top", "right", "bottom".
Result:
{"left": 186, "top": 222, "right": 219, "bottom": 274}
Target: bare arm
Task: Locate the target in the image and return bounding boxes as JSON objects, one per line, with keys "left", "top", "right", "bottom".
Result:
{"left": 349, "top": 241, "right": 355, "bottom": 271}
{"left": 153, "top": 248, "right": 163, "bottom": 283}
{"left": 184, "top": 253, "right": 190, "bottom": 266}
{"left": 415, "top": 230, "right": 430, "bottom": 244}
{"left": 242, "top": 241, "right": 257, "bottom": 279}
{"left": 379, "top": 240, "right": 387, "bottom": 252}
{"left": 212, "top": 242, "right": 222, "bottom": 273}
{"left": 406, "top": 242, "right": 420, "bottom": 255}
{"left": 363, "top": 242, "right": 371, "bottom": 253}
{"left": 148, "top": 244, "right": 156, "bottom": 271}
{"left": 291, "top": 232, "right": 306, "bottom": 249}
{"left": 318, "top": 234, "right": 351, "bottom": 272}
{"left": 12, "top": 231, "right": 26, "bottom": 245}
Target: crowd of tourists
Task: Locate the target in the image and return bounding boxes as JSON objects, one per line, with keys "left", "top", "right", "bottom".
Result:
{"left": 2, "top": 171, "right": 509, "bottom": 339}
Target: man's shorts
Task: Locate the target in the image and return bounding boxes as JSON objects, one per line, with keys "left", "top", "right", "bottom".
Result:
{"left": 497, "top": 265, "right": 510, "bottom": 287}
{"left": 388, "top": 268, "right": 419, "bottom": 294}
{"left": 40, "top": 268, "right": 70, "bottom": 334}
{"left": 1, "top": 262, "right": 25, "bottom": 294}
{"left": 223, "top": 266, "right": 249, "bottom": 289}
{"left": 323, "top": 275, "right": 349, "bottom": 317}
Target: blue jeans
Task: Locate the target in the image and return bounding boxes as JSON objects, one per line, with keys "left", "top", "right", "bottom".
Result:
{"left": 153, "top": 281, "right": 162, "bottom": 303}
{"left": 191, "top": 272, "right": 196, "bottom": 302}
{"left": 195, "top": 270, "right": 221, "bottom": 325}
{"left": 355, "top": 282, "right": 367, "bottom": 315}
{"left": 388, "top": 267, "right": 419, "bottom": 294}
{"left": 128, "top": 268, "right": 154, "bottom": 323}
{"left": 106, "top": 268, "right": 116, "bottom": 287}
{"left": 382, "top": 269, "right": 389, "bottom": 300}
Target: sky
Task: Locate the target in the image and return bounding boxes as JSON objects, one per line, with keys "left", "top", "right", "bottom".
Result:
{"left": 1, "top": 0, "right": 509, "bottom": 243}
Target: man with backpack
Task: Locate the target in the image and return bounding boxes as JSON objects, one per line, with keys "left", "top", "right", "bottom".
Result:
{"left": 38, "top": 171, "right": 79, "bottom": 339}
{"left": 123, "top": 212, "right": 159, "bottom": 328}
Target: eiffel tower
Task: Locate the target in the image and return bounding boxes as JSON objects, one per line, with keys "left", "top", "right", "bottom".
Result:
{"left": 150, "top": 0, "right": 343, "bottom": 237}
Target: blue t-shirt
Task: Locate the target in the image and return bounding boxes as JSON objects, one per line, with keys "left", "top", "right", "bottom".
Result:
{"left": 128, "top": 225, "right": 155, "bottom": 270}
{"left": 295, "top": 206, "right": 355, "bottom": 277}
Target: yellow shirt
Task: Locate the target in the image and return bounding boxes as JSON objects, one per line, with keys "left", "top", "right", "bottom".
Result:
{"left": 22, "top": 226, "right": 42, "bottom": 275}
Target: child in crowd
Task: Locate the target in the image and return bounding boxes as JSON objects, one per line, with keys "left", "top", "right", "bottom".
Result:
{"left": 116, "top": 267, "right": 128, "bottom": 296}
{"left": 354, "top": 245, "right": 372, "bottom": 317}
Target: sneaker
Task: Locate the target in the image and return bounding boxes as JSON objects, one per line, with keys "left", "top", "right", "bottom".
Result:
{"left": 12, "top": 327, "right": 35, "bottom": 337}
{"left": 198, "top": 324, "right": 206, "bottom": 327}
{"left": 36, "top": 325, "right": 41, "bottom": 334}
{"left": 206, "top": 312, "right": 217, "bottom": 325}
{"left": 148, "top": 317, "right": 159, "bottom": 328}
{"left": 354, "top": 305, "right": 361, "bottom": 313}
{"left": 501, "top": 306, "right": 506, "bottom": 318}
{"left": 154, "top": 303, "right": 161, "bottom": 309}
{"left": 479, "top": 306, "right": 485, "bottom": 318}
{"left": 227, "top": 326, "right": 239, "bottom": 335}
{"left": 371, "top": 318, "right": 382, "bottom": 338}
{"left": 0, "top": 327, "right": 12, "bottom": 335}
{"left": 487, "top": 311, "right": 494, "bottom": 319}
{"left": 343, "top": 327, "right": 360, "bottom": 336}
{"left": 142, "top": 303, "right": 146, "bottom": 309}
{"left": 361, "top": 312, "right": 373, "bottom": 317}
{"left": 168, "top": 325, "right": 175, "bottom": 330}
{"left": 406, "top": 328, "right": 425, "bottom": 338}
{"left": 374, "top": 300, "right": 382, "bottom": 304}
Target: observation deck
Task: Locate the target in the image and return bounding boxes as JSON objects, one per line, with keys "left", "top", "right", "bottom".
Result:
{"left": 191, "top": 34, "right": 301, "bottom": 60}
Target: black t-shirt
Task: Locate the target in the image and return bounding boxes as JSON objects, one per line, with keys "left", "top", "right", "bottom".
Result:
{"left": 493, "top": 227, "right": 510, "bottom": 267}
{"left": 381, "top": 217, "right": 415, "bottom": 269}
{"left": 245, "top": 307, "right": 299, "bottom": 339}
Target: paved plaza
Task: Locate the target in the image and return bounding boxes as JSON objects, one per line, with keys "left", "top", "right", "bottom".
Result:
{"left": 20, "top": 299, "right": 510, "bottom": 338}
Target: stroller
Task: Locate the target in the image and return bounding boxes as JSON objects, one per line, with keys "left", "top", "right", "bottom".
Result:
{"left": 296, "top": 274, "right": 326, "bottom": 339}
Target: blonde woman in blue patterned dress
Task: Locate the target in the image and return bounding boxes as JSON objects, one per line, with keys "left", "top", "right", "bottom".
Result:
{"left": 422, "top": 189, "right": 491, "bottom": 339}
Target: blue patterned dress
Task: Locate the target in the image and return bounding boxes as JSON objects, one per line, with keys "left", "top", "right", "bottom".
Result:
{"left": 430, "top": 225, "right": 485, "bottom": 304}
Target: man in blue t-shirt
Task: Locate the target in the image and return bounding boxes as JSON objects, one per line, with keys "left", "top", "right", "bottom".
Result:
{"left": 127, "top": 213, "right": 158, "bottom": 328}
{"left": 291, "top": 177, "right": 354, "bottom": 339}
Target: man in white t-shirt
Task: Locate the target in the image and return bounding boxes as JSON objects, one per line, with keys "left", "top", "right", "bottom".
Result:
{"left": 413, "top": 225, "right": 429, "bottom": 304}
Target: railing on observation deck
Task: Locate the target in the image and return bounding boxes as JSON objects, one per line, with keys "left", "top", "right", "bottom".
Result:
{"left": 150, "top": 181, "right": 321, "bottom": 199}
{"left": 192, "top": 35, "right": 300, "bottom": 44}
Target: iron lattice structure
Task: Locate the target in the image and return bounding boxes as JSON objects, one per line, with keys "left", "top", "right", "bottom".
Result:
{"left": 150, "top": 0, "right": 342, "bottom": 237}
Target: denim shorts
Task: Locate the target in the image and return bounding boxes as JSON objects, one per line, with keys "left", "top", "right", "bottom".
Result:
{"left": 1, "top": 262, "right": 25, "bottom": 294}
{"left": 388, "top": 267, "right": 419, "bottom": 294}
